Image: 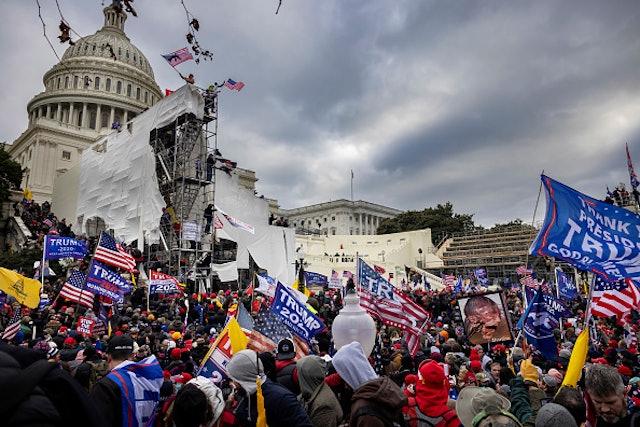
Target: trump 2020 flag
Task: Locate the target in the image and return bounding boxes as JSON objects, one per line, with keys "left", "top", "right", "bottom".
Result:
{"left": 530, "top": 175, "right": 640, "bottom": 283}
{"left": 304, "top": 271, "right": 327, "bottom": 287}
{"left": 556, "top": 268, "right": 577, "bottom": 300}
{"left": 523, "top": 289, "right": 559, "bottom": 360}
{"left": 44, "top": 235, "right": 88, "bottom": 260}
{"left": 86, "top": 260, "right": 131, "bottom": 303}
{"left": 271, "top": 283, "right": 325, "bottom": 342}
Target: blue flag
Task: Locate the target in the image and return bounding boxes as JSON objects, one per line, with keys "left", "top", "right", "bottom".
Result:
{"left": 44, "top": 235, "right": 88, "bottom": 260}
{"left": 556, "top": 268, "right": 577, "bottom": 300}
{"left": 86, "top": 260, "right": 131, "bottom": 302}
{"left": 454, "top": 277, "right": 463, "bottom": 294}
{"left": 271, "top": 283, "right": 325, "bottom": 341}
{"left": 474, "top": 268, "right": 489, "bottom": 286}
{"left": 530, "top": 175, "right": 640, "bottom": 283}
{"left": 523, "top": 289, "right": 559, "bottom": 360}
{"left": 542, "top": 293, "right": 572, "bottom": 320}
{"left": 304, "top": 271, "right": 328, "bottom": 287}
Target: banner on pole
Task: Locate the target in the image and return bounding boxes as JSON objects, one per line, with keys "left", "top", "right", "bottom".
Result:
{"left": 530, "top": 175, "right": 640, "bottom": 283}
{"left": 304, "top": 271, "right": 327, "bottom": 287}
{"left": 45, "top": 236, "right": 88, "bottom": 260}
{"left": 270, "top": 283, "right": 325, "bottom": 341}
{"left": 86, "top": 261, "right": 130, "bottom": 302}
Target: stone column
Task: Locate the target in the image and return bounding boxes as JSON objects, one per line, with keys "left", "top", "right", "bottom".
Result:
{"left": 96, "top": 104, "right": 102, "bottom": 130}
{"left": 359, "top": 213, "right": 363, "bottom": 235}
{"left": 109, "top": 106, "right": 115, "bottom": 127}
{"left": 46, "top": 104, "right": 51, "bottom": 119}
{"left": 68, "top": 102, "right": 75, "bottom": 125}
{"left": 56, "top": 103, "right": 62, "bottom": 121}
{"left": 123, "top": 110, "right": 128, "bottom": 124}
{"left": 81, "top": 103, "right": 88, "bottom": 127}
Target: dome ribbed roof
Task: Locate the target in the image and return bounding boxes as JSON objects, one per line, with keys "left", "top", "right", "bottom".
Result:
{"left": 61, "top": 5, "right": 155, "bottom": 79}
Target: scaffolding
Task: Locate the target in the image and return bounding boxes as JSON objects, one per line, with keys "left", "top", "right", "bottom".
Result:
{"left": 147, "top": 88, "right": 221, "bottom": 286}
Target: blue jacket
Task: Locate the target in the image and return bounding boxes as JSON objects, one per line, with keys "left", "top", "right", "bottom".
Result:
{"left": 235, "top": 378, "right": 312, "bottom": 427}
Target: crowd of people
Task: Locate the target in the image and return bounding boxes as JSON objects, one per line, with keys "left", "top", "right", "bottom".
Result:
{"left": 2, "top": 200, "right": 640, "bottom": 427}
{"left": 2, "top": 266, "right": 640, "bottom": 427}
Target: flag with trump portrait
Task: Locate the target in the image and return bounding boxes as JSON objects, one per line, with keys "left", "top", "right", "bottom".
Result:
{"left": 530, "top": 175, "right": 640, "bottom": 283}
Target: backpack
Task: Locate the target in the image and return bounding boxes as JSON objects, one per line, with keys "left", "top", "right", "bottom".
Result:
{"left": 411, "top": 406, "right": 457, "bottom": 427}
{"left": 352, "top": 403, "right": 408, "bottom": 427}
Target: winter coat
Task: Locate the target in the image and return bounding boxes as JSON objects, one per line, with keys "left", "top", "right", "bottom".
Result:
{"left": 234, "top": 378, "right": 313, "bottom": 427}
{"left": 90, "top": 375, "right": 122, "bottom": 427}
{"left": 509, "top": 377, "right": 534, "bottom": 427}
{"left": 298, "top": 355, "right": 343, "bottom": 427}
{"left": 0, "top": 345, "right": 108, "bottom": 427}
{"left": 349, "top": 376, "right": 408, "bottom": 427}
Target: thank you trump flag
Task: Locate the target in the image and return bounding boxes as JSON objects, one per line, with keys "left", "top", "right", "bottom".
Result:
{"left": 530, "top": 175, "right": 640, "bottom": 283}
{"left": 271, "top": 283, "right": 325, "bottom": 341}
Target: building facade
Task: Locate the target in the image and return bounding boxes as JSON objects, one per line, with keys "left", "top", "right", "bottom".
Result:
{"left": 8, "top": 5, "right": 162, "bottom": 202}
{"left": 276, "top": 199, "right": 402, "bottom": 235}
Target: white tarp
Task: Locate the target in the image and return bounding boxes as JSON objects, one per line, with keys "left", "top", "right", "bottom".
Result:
{"left": 215, "top": 171, "right": 296, "bottom": 284}
{"left": 212, "top": 261, "right": 239, "bottom": 282}
{"left": 75, "top": 84, "right": 204, "bottom": 244}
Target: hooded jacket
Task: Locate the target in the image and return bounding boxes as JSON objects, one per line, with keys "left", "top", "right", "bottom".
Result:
{"left": 414, "top": 360, "right": 461, "bottom": 427}
{"left": 297, "top": 356, "right": 343, "bottom": 427}
{"left": 332, "top": 341, "right": 378, "bottom": 390}
{"left": 227, "top": 349, "right": 312, "bottom": 427}
{"left": 349, "top": 376, "right": 408, "bottom": 427}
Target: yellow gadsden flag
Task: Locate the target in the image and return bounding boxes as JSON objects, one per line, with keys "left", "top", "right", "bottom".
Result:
{"left": 0, "top": 268, "right": 42, "bottom": 308}
{"left": 23, "top": 188, "right": 33, "bottom": 201}
{"left": 226, "top": 317, "right": 249, "bottom": 354}
{"left": 562, "top": 328, "right": 589, "bottom": 387}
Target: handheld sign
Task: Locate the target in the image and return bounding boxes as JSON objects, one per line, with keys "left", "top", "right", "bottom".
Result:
{"left": 77, "top": 316, "right": 95, "bottom": 336}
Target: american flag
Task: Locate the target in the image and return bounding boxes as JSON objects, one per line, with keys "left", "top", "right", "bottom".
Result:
{"left": 404, "top": 330, "right": 421, "bottom": 357}
{"left": 246, "top": 306, "right": 308, "bottom": 359}
{"left": 59, "top": 270, "right": 95, "bottom": 308}
{"left": 224, "top": 78, "right": 245, "bottom": 91}
{"left": 359, "top": 288, "right": 429, "bottom": 336}
{"left": 2, "top": 306, "right": 22, "bottom": 341}
{"left": 590, "top": 277, "right": 640, "bottom": 318}
{"left": 516, "top": 265, "right": 533, "bottom": 276}
{"left": 95, "top": 232, "right": 136, "bottom": 271}
{"left": 442, "top": 274, "right": 456, "bottom": 288}
{"left": 214, "top": 214, "right": 223, "bottom": 230}
{"left": 520, "top": 274, "right": 539, "bottom": 288}
{"left": 161, "top": 47, "right": 194, "bottom": 67}
{"left": 374, "top": 264, "right": 386, "bottom": 274}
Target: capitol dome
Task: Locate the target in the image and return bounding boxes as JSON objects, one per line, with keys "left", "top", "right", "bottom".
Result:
{"left": 10, "top": 3, "right": 164, "bottom": 202}
{"left": 26, "top": 4, "right": 162, "bottom": 134}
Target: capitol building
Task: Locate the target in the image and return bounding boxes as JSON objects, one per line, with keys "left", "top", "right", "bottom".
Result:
{"left": 7, "top": 4, "right": 162, "bottom": 202}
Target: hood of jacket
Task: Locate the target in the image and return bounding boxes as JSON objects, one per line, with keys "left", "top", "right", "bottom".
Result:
{"left": 296, "top": 355, "right": 326, "bottom": 400}
{"left": 332, "top": 341, "right": 377, "bottom": 390}
{"left": 188, "top": 376, "right": 225, "bottom": 425}
{"left": 352, "top": 376, "right": 408, "bottom": 411}
{"left": 226, "top": 349, "right": 266, "bottom": 395}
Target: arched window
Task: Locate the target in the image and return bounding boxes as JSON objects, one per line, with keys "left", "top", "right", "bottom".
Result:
{"left": 136, "top": 87, "right": 141, "bottom": 100}
{"left": 144, "top": 91, "right": 148, "bottom": 103}
{"left": 116, "top": 81, "right": 122, "bottom": 94}
{"left": 127, "top": 84, "right": 132, "bottom": 97}
{"left": 133, "top": 54, "right": 137, "bottom": 62}
{"left": 56, "top": 77, "right": 61, "bottom": 89}
{"left": 106, "top": 78, "right": 111, "bottom": 91}
{"left": 126, "top": 50, "right": 130, "bottom": 59}
{"left": 73, "top": 76, "right": 79, "bottom": 88}
{"left": 64, "top": 76, "right": 69, "bottom": 88}
{"left": 94, "top": 76, "right": 100, "bottom": 90}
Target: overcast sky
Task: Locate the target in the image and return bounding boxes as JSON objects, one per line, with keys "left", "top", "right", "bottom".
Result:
{"left": 2, "top": 0, "right": 640, "bottom": 226}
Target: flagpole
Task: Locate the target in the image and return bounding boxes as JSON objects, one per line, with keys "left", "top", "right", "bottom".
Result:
{"left": 350, "top": 170, "right": 354, "bottom": 202}
{"left": 41, "top": 235, "right": 47, "bottom": 291}
{"left": 523, "top": 169, "right": 544, "bottom": 309}
{"left": 554, "top": 267, "right": 563, "bottom": 335}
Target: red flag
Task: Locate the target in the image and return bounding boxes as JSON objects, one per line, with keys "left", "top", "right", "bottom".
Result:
{"left": 165, "top": 89, "right": 175, "bottom": 96}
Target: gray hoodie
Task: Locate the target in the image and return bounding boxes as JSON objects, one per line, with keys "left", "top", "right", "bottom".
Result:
{"left": 332, "top": 341, "right": 377, "bottom": 390}
{"left": 226, "top": 349, "right": 266, "bottom": 395}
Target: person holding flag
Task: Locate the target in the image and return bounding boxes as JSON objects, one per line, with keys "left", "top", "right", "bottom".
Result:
{"left": 91, "top": 335, "right": 163, "bottom": 427}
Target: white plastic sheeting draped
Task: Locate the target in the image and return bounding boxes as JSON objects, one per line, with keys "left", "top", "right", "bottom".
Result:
{"left": 215, "top": 172, "right": 296, "bottom": 284}
{"left": 212, "top": 261, "right": 239, "bottom": 282}
{"left": 75, "top": 85, "right": 204, "bottom": 244}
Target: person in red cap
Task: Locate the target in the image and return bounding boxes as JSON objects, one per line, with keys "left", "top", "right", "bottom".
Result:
{"left": 413, "top": 360, "right": 461, "bottom": 427}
